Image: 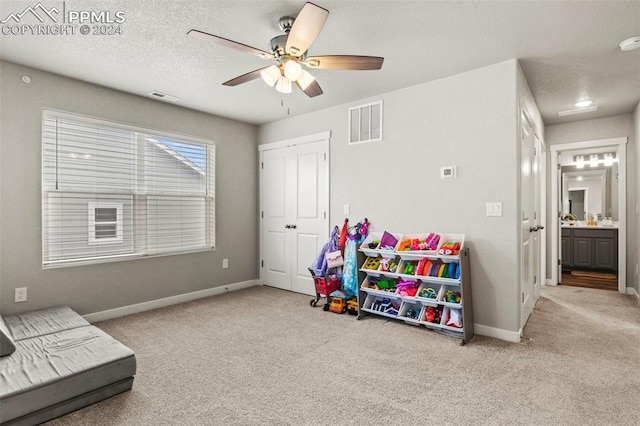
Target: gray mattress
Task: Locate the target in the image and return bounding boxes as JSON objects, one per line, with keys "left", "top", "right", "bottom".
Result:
{"left": 0, "top": 325, "right": 136, "bottom": 424}
{"left": 2, "top": 305, "right": 90, "bottom": 342}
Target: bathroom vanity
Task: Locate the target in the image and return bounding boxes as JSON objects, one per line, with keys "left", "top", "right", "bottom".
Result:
{"left": 561, "top": 224, "right": 618, "bottom": 271}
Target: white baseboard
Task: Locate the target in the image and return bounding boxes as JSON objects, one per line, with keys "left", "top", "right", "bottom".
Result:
{"left": 626, "top": 287, "right": 640, "bottom": 298}
{"left": 474, "top": 323, "right": 521, "bottom": 343}
{"left": 545, "top": 279, "right": 556, "bottom": 286}
{"left": 83, "top": 279, "right": 259, "bottom": 323}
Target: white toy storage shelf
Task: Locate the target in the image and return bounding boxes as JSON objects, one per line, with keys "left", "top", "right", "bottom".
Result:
{"left": 357, "top": 232, "right": 473, "bottom": 344}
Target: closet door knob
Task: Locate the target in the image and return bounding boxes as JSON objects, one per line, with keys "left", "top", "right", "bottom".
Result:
{"left": 290, "top": 224, "right": 297, "bottom": 229}
{"left": 285, "top": 224, "right": 291, "bottom": 229}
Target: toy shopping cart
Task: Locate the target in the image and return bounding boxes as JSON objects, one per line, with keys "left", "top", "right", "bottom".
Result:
{"left": 309, "top": 225, "right": 342, "bottom": 309}
{"left": 308, "top": 269, "right": 342, "bottom": 309}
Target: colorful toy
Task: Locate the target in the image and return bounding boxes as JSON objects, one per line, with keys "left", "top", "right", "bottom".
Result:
{"left": 379, "top": 258, "right": 390, "bottom": 272}
{"left": 404, "top": 307, "right": 420, "bottom": 320}
{"left": 329, "top": 297, "right": 346, "bottom": 314}
{"left": 346, "top": 297, "right": 359, "bottom": 315}
{"left": 368, "top": 240, "right": 380, "bottom": 249}
{"left": 396, "top": 280, "right": 419, "bottom": 297}
{"left": 403, "top": 261, "right": 417, "bottom": 275}
{"left": 374, "top": 279, "right": 397, "bottom": 291}
{"left": 363, "top": 257, "right": 381, "bottom": 270}
{"left": 424, "top": 306, "right": 442, "bottom": 323}
{"left": 443, "top": 290, "right": 461, "bottom": 304}
{"left": 438, "top": 241, "right": 461, "bottom": 256}
{"left": 418, "top": 287, "right": 437, "bottom": 299}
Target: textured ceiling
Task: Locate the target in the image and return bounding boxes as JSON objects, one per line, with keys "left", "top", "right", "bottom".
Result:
{"left": 0, "top": 0, "right": 638, "bottom": 125}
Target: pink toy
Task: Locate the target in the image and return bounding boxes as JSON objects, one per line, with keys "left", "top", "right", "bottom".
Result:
{"left": 396, "top": 280, "right": 419, "bottom": 297}
{"left": 438, "top": 241, "right": 461, "bottom": 256}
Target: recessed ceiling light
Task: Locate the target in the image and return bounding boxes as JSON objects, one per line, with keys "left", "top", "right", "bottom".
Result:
{"left": 574, "top": 100, "right": 593, "bottom": 108}
{"left": 619, "top": 36, "right": 640, "bottom": 51}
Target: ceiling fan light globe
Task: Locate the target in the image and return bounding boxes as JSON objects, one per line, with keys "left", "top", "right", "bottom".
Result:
{"left": 275, "top": 75, "right": 292, "bottom": 93}
{"left": 297, "top": 69, "right": 315, "bottom": 90}
{"left": 260, "top": 65, "right": 281, "bottom": 87}
{"left": 283, "top": 60, "right": 302, "bottom": 81}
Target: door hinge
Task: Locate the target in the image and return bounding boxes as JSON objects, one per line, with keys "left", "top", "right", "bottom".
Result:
{"left": 323, "top": 211, "right": 326, "bottom": 219}
{"left": 558, "top": 259, "right": 561, "bottom": 266}
{"left": 534, "top": 211, "right": 537, "bottom": 220}
{"left": 522, "top": 292, "right": 524, "bottom": 303}
{"left": 261, "top": 211, "right": 264, "bottom": 219}
{"left": 324, "top": 152, "right": 327, "bottom": 161}
{"left": 261, "top": 260, "right": 264, "bottom": 267}
{"left": 534, "top": 275, "right": 537, "bottom": 285}
{"left": 261, "top": 162, "right": 264, "bottom": 169}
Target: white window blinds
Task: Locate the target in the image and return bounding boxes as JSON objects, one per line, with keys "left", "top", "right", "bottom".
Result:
{"left": 42, "top": 111, "right": 215, "bottom": 267}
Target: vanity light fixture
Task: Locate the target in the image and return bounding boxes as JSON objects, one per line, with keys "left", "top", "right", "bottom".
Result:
{"left": 604, "top": 153, "right": 614, "bottom": 166}
{"left": 575, "top": 155, "right": 585, "bottom": 168}
{"left": 589, "top": 154, "right": 599, "bottom": 167}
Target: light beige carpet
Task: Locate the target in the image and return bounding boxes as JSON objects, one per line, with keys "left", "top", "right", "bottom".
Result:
{"left": 45, "top": 285, "right": 640, "bottom": 425}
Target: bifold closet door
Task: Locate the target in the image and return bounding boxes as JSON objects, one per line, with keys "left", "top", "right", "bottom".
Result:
{"left": 260, "top": 139, "right": 328, "bottom": 295}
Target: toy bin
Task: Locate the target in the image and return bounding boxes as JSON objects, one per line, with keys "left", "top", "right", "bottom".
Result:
{"left": 420, "top": 305, "right": 444, "bottom": 328}
{"left": 441, "top": 306, "right": 464, "bottom": 331}
{"left": 363, "top": 294, "right": 401, "bottom": 319}
{"left": 376, "top": 256, "right": 400, "bottom": 275}
{"left": 399, "top": 301, "right": 423, "bottom": 325}
{"left": 360, "top": 276, "right": 398, "bottom": 296}
{"left": 361, "top": 256, "right": 383, "bottom": 277}
{"left": 395, "top": 233, "right": 442, "bottom": 260}
{"left": 396, "top": 259, "right": 420, "bottom": 278}
{"left": 415, "top": 282, "right": 442, "bottom": 306}
{"left": 359, "top": 231, "right": 402, "bottom": 259}
{"left": 439, "top": 285, "right": 462, "bottom": 308}
{"left": 436, "top": 234, "right": 465, "bottom": 257}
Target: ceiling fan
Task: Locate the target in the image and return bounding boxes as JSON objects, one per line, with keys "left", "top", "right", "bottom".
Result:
{"left": 187, "top": 2, "right": 384, "bottom": 98}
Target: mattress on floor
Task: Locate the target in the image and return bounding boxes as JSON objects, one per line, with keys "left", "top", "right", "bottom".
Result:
{"left": 0, "top": 325, "right": 136, "bottom": 424}
{"left": 2, "top": 306, "right": 90, "bottom": 341}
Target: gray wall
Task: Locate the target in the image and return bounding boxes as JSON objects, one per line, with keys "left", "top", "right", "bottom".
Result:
{"left": 0, "top": 60, "right": 259, "bottom": 315}
{"left": 259, "top": 60, "right": 528, "bottom": 335}
{"left": 544, "top": 114, "right": 637, "bottom": 290}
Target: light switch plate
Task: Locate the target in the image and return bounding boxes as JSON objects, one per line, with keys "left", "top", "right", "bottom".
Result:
{"left": 486, "top": 202, "right": 503, "bottom": 217}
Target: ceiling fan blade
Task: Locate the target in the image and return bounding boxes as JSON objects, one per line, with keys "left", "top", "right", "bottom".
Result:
{"left": 222, "top": 67, "right": 270, "bottom": 87}
{"left": 188, "top": 29, "right": 275, "bottom": 59}
{"left": 304, "top": 55, "right": 384, "bottom": 70}
{"left": 285, "top": 2, "right": 329, "bottom": 56}
{"left": 296, "top": 79, "right": 323, "bottom": 98}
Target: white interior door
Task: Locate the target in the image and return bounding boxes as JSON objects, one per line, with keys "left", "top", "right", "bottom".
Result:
{"left": 291, "top": 141, "right": 329, "bottom": 294}
{"left": 260, "top": 133, "right": 329, "bottom": 295}
{"left": 533, "top": 135, "right": 541, "bottom": 302}
{"left": 261, "top": 147, "right": 292, "bottom": 291}
{"left": 520, "top": 110, "right": 535, "bottom": 330}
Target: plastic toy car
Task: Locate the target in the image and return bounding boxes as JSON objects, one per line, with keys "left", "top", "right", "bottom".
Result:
{"left": 329, "top": 297, "right": 346, "bottom": 314}
{"left": 346, "top": 298, "right": 359, "bottom": 315}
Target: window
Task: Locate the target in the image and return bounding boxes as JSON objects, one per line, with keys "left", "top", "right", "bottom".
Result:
{"left": 42, "top": 111, "right": 215, "bottom": 267}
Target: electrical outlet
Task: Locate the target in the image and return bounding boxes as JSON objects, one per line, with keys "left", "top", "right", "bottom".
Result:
{"left": 222, "top": 259, "right": 228, "bottom": 269}
{"left": 15, "top": 287, "right": 27, "bottom": 303}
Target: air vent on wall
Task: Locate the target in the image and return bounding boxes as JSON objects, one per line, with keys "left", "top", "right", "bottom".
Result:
{"left": 349, "top": 100, "right": 382, "bottom": 144}
{"left": 149, "top": 91, "right": 180, "bottom": 102}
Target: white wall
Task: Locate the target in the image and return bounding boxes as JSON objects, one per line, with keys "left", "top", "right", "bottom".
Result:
{"left": 259, "top": 60, "right": 525, "bottom": 337}
{"left": 0, "top": 61, "right": 259, "bottom": 315}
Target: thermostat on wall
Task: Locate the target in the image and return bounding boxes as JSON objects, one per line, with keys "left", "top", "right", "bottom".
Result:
{"left": 440, "top": 166, "right": 456, "bottom": 179}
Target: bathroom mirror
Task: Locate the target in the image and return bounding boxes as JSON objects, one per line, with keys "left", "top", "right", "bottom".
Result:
{"left": 560, "top": 153, "right": 618, "bottom": 221}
